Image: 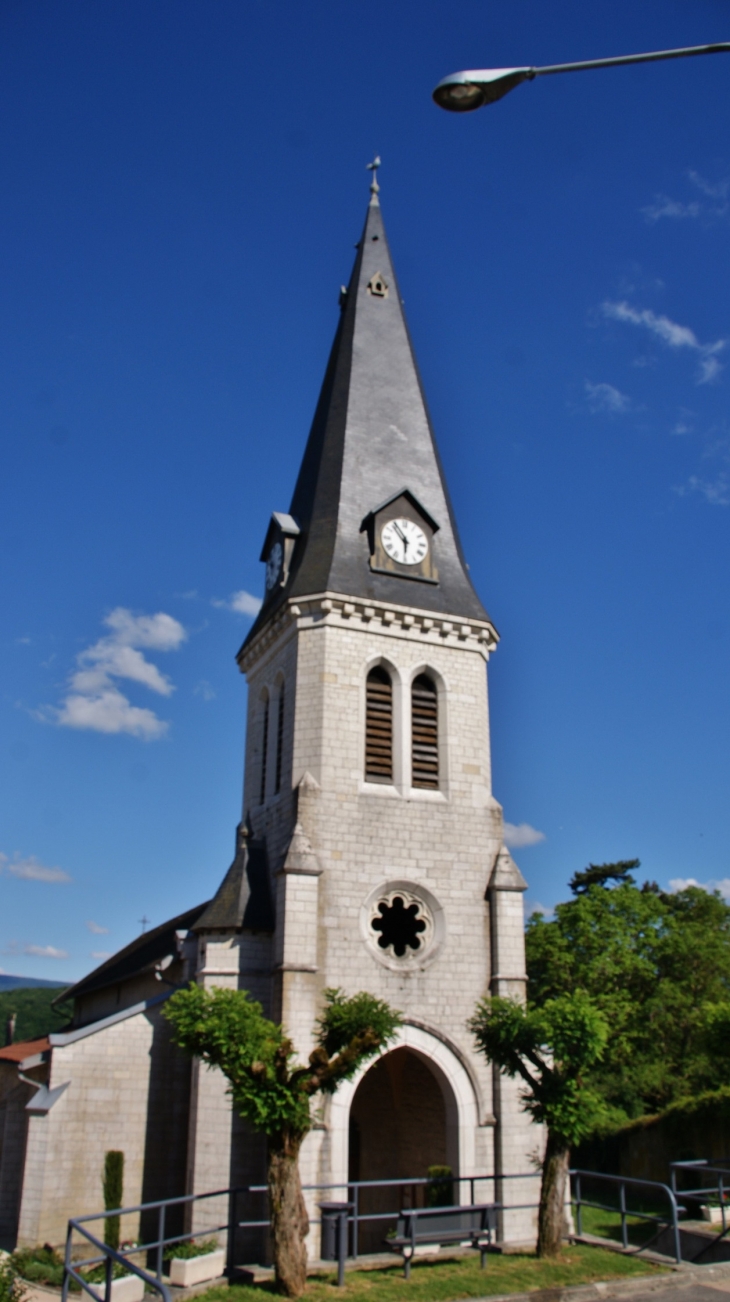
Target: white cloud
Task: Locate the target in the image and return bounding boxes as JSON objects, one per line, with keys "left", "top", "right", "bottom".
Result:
{"left": 584, "top": 380, "right": 631, "bottom": 414}
{"left": 0, "top": 853, "right": 71, "bottom": 884}
{"left": 212, "top": 590, "right": 262, "bottom": 617}
{"left": 688, "top": 171, "right": 730, "bottom": 202}
{"left": 672, "top": 412, "right": 695, "bottom": 436}
{"left": 684, "top": 473, "right": 730, "bottom": 507}
{"left": 503, "top": 822, "right": 546, "bottom": 848}
{"left": 24, "top": 944, "right": 69, "bottom": 959}
{"left": 91, "top": 950, "right": 112, "bottom": 960}
{"left": 50, "top": 607, "right": 186, "bottom": 739}
{"left": 526, "top": 901, "right": 554, "bottom": 919}
{"left": 642, "top": 196, "right": 701, "bottom": 223}
{"left": 669, "top": 876, "right": 730, "bottom": 901}
{"left": 86, "top": 921, "right": 109, "bottom": 935}
{"left": 57, "top": 686, "right": 169, "bottom": 738}
{"left": 642, "top": 172, "right": 729, "bottom": 223}
{"left": 603, "top": 300, "right": 725, "bottom": 385}
{"left": 194, "top": 680, "right": 216, "bottom": 701}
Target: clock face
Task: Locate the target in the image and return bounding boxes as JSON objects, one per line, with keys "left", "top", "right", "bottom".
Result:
{"left": 381, "top": 518, "right": 429, "bottom": 567}
{"left": 265, "top": 541, "right": 283, "bottom": 591}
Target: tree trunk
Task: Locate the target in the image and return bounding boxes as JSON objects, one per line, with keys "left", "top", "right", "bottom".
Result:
{"left": 536, "top": 1130, "right": 570, "bottom": 1258}
{"left": 268, "top": 1131, "right": 309, "bottom": 1297}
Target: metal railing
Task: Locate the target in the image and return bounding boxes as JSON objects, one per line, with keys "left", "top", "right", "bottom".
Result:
{"left": 66, "top": 1166, "right": 684, "bottom": 1295}
{"left": 63, "top": 1171, "right": 541, "bottom": 1294}
{"left": 63, "top": 1187, "right": 232, "bottom": 1302}
{"left": 670, "top": 1159, "right": 730, "bottom": 1259}
{"left": 232, "top": 1170, "right": 541, "bottom": 1261}
{"left": 571, "top": 1169, "right": 684, "bottom": 1265}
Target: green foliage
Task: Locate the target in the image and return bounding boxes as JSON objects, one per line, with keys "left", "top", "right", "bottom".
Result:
{"left": 10, "top": 1246, "right": 65, "bottom": 1289}
{"left": 469, "top": 991, "right": 609, "bottom": 1146}
{"left": 0, "top": 988, "right": 71, "bottom": 1043}
{"left": 568, "top": 860, "right": 639, "bottom": 895}
{"left": 315, "top": 989, "right": 401, "bottom": 1073}
{"left": 163, "top": 985, "right": 401, "bottom": 1142}
{"left": 103, "top": 1150, "right": 124, "bottom": 1251}
{"left": 526, "top": 876, "right": 730, "bottom": 1121}
{"left": 165, "top": 1238, "right": 219, "bottom": 1262}
{"left": 425, "top": 1166, "right": 454, "bottom": 1208}
{"left": 0, "top": 1258, "right": 27, "bottom": 1302}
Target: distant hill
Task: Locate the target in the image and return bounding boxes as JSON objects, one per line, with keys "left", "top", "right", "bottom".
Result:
{"left": 0, "top": 975, "right": 68, "bottom": 991}
{"left": 0, "top": 987, "right": 72, "bottom": 1044}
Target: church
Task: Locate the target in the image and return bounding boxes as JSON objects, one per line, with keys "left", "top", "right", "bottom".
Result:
{"left": 0, "top": 172, "right": 536, "bottom": 1257}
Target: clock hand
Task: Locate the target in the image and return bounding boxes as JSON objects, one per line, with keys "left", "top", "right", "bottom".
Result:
{"left": 393, "top": 522, "right": 408, "bottom": 547}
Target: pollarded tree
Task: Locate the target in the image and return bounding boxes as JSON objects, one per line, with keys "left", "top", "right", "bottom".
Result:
{"left": 469, "top": 990, "right": 609, "bottom": 1257}
{"left": 164, "top": 985, "right": 401, "bottom": 1298}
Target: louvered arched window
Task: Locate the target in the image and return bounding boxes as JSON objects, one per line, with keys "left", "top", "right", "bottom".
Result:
{"left": 365, "top": 666, "right": 393, "bottom": 782}
{"left": 411, "top": 674, "right": 438, "bottom": 789}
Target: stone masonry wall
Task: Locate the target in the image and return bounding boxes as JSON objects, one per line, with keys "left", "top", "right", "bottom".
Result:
{"left": 16, "top": 1002, "right": 190, "bottom": 1249}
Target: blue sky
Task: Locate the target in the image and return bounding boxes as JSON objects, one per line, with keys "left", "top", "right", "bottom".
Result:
{"left": 2, "top": 0, "right": 729, "bottom": 980}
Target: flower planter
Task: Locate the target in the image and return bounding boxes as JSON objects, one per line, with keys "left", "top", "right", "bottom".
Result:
{"left": 701, "top": 1205, "right": 728, "bottom": 1224}
{"left": 169, "top": 1250, "right": 226, "bottom": 1287}
{"left": 107, "top": 1276, "right": 145, "bottom": 1302}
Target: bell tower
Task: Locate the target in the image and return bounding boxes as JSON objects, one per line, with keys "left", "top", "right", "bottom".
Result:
{"left": 196, "top": 172, "right": 536, "bottom": 1248}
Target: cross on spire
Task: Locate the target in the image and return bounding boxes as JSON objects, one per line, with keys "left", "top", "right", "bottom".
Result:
{"left": 367, "top": 154, "right": 381, "bottom": 196}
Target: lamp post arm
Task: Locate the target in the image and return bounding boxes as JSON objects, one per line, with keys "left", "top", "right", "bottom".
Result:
{"left": 534, "top": 41, "right": 730, "bottom": 80}
{"left": 434, "top": 41, "right": 730, "bottom": 110}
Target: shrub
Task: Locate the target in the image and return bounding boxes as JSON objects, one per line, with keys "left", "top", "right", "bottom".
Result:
{"left": 10, "top": 1246, "right": 64, "bottom": 1288}
{"left": 0, "top": 1257, "right": 27, "bottom": 1302}
{"left": 425, "top": 1166, "right": 454, "bottom": 1207}
{"left": 103, "top": 1151, "right": 124, "bottom": 1251}
{"left": 165, "top": 1238, "right": 218, "bottom": 1262}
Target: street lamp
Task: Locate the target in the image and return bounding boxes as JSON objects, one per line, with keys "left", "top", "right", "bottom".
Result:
{"left": 433, "top": 41, "right": 730, "bottom": 112}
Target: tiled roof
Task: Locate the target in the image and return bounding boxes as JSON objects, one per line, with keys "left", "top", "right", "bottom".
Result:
{"left": 0, "top": 1036, "right": 50, "bottom": 1063}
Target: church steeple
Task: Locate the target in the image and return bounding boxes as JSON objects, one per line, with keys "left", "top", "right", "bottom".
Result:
{"left": 244, "top": 175, "right": 492, "bottom": 651}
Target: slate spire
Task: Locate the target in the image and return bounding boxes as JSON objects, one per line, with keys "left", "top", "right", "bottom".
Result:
{"left": 244, "top": 177, "right": 492, "bottom": 646}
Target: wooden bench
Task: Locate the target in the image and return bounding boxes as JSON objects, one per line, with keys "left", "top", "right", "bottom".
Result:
{"left": 386, "top": 1203, "right": 498, "bottom": 1278}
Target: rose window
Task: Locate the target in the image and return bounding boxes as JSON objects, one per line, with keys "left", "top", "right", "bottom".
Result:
{"left": 363, "top": 884, "right": 439, "bottom": 969}
{"left": 372, "top": 895, "right": 426, "bottom": 957}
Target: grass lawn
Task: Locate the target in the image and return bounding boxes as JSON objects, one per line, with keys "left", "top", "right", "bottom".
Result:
{"left": 575, "top": 1201, "right": 670, "bottom": 1248}
{"left": 199, "top": 1244, "right": 663, "bottom": 1302}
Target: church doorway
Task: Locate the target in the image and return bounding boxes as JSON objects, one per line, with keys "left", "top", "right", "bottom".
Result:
{"left": 348, "top": 1047, "right": 456, "bottom": 1253}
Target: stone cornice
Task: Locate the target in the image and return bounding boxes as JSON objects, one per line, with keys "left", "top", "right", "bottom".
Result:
{"left": 238, "top": 590, "right": 499, "bottom": 675}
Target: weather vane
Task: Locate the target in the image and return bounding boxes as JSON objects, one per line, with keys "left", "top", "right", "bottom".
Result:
{"left": 367, "top": 155, "right": 381, "bottom": 196}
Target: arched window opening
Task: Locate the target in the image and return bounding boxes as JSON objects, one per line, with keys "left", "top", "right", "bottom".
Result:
{"left": 411, "top": 674, "right": 438, "bottom": 789}
{"left": 275, "top": 682, "right": 285, "bottom": 794}
{"left": 365, "top": 666, "right": 393, "bottom": 782}
{"left": 259, "top": 694, "right": 269, "bottom": 805}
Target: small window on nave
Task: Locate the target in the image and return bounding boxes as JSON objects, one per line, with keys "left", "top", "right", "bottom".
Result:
{"left": 365, "top": 666, "right": 393, "bottom": 782}
{"left": 411, "top": 673, "right": 438, "bottom": 789}
{"left": 274, "top": 682, "right": 285, "bottom": 794}
{"left": 259, "top": 692, "right": 269, "bottom": 805}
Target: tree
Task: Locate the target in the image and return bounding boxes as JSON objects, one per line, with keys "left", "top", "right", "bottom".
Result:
{"left": 469, "top": 991, "right": 608, "bottom": 1257}
{"left": 568, "top": 859, "right": 639, "bottom": 895}
{"left": 526, "top": 870, "right": 730, "bottom": 1118}
{"left": 164, "top": 985, "right": 401, "bottom": 1298}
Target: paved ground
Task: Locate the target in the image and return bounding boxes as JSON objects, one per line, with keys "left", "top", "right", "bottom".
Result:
{"left": 625, "top": 1289, "right": 730, "bottom": 1300}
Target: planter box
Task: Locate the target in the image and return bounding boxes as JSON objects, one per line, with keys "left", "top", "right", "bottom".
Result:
{"left": 107, "top": 1276, "right": 145, "bottom": 1302}
{"left": 701, "top": 1205, "right": 728, "bottom": 1224}
{"left": 169, "top": 1250, "right": 226, "bottom": 1287}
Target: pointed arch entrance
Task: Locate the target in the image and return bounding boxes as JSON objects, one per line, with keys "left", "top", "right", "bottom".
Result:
{"left": 343, "top": 1037, "right": 465, "bottom": 1253}
{"left": 319, "top": 1020, "right": 482, "bottom": 1256}
{"left": 348, "top": 1047, "right": 450, "bottom": 1185}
